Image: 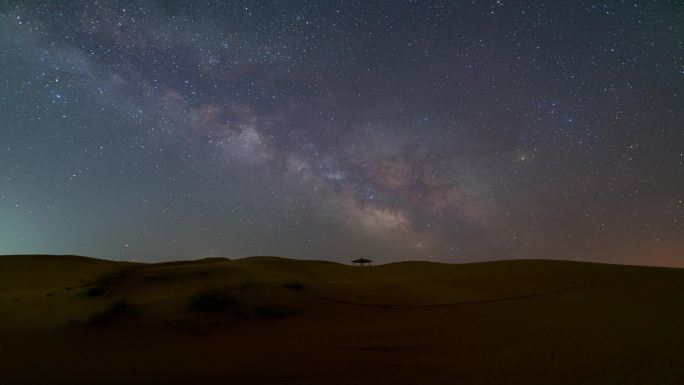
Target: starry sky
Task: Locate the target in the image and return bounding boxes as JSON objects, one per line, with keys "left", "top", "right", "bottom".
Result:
{"left": 1, "top": 1, "right": 683, "bottom": 266}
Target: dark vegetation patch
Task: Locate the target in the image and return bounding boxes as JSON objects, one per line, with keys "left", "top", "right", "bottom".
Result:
{"left": 87, "top": 286, "right": 109, "bottom": 297}
{"left": 88, "top": 300, "right": 137, "bottom": 325}
{"left": 253, "top": 305, "right": 298, "bottom": 319}
{"left": 155, "top": 257, "right": 229, "bottom": 268}
{"left": 95, "top": 268, "right": 129, "bottom": 286}
{"left": 187, "top": 289, "right": 298, "bottom": 319}
{"left": 77, "top": 268, "right": 130, "bottom": 298}
{"left": 142, "top": 270, "right": 208, "bottom": 282}
{"left": 239, "top": 280, "right": 265, "bottom": 291}
{"left": 189, "top": 289, "right": 239, "bottom": 313}
{"left": 282, "top": 281, "right": 305, "bottom": 291}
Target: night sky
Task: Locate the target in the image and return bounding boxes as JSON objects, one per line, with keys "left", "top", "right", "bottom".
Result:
{"left": 1, "top": 1, "right": 682, "bottom": 266}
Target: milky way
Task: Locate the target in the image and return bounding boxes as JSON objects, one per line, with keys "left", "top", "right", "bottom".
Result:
{"left": 1, "top": 1, "right": 682, "bottom": 265}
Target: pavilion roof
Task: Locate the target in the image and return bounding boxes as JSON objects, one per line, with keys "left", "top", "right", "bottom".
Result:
{"left": 351, "top": 258, "right": 372, "bottom": 263}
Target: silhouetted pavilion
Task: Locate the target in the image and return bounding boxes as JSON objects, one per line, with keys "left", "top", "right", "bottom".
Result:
{"left": 351, "top": 258, "right": 372, "bottom": 266}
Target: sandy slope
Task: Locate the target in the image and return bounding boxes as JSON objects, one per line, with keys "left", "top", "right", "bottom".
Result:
{"left": 0, "top": 255, "right": 683, "bottom": 384}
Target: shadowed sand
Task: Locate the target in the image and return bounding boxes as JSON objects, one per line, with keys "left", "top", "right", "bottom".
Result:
{"left": 1, "top": 255, "right": 683, "bottom": 384}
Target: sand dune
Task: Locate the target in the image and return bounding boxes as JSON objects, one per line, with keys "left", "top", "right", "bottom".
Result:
{"left": 1, "top": 255, "right": 683, "bottom": 384}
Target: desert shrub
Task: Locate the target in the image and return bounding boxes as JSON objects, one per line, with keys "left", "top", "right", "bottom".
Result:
{"left": 95, "top": 268, "right": 129, "bottom": 286}
{"left": 239, "top": 280, "right": 265, "bottom": 291}
{"left": 88, "top": 300, "right": 136, "bottom": 325}
{"left": 87, "top": 286, "right": 109, "bottom": 297}
{"left": 253, "top": 305, "right": 297, "bottom": 319}
{"left": 282, "top": 281, "right": 304, "bottom": 291}
{"left": 143, "top": 270, "right": 208, "bottom": 282}
{"left": 189, "top": 289, "right": 239, "bottom": 313}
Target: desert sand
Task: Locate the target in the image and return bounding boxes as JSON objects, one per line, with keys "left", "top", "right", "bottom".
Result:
{"left": 1, "top": 255, "right": 683, "bottom": 384}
